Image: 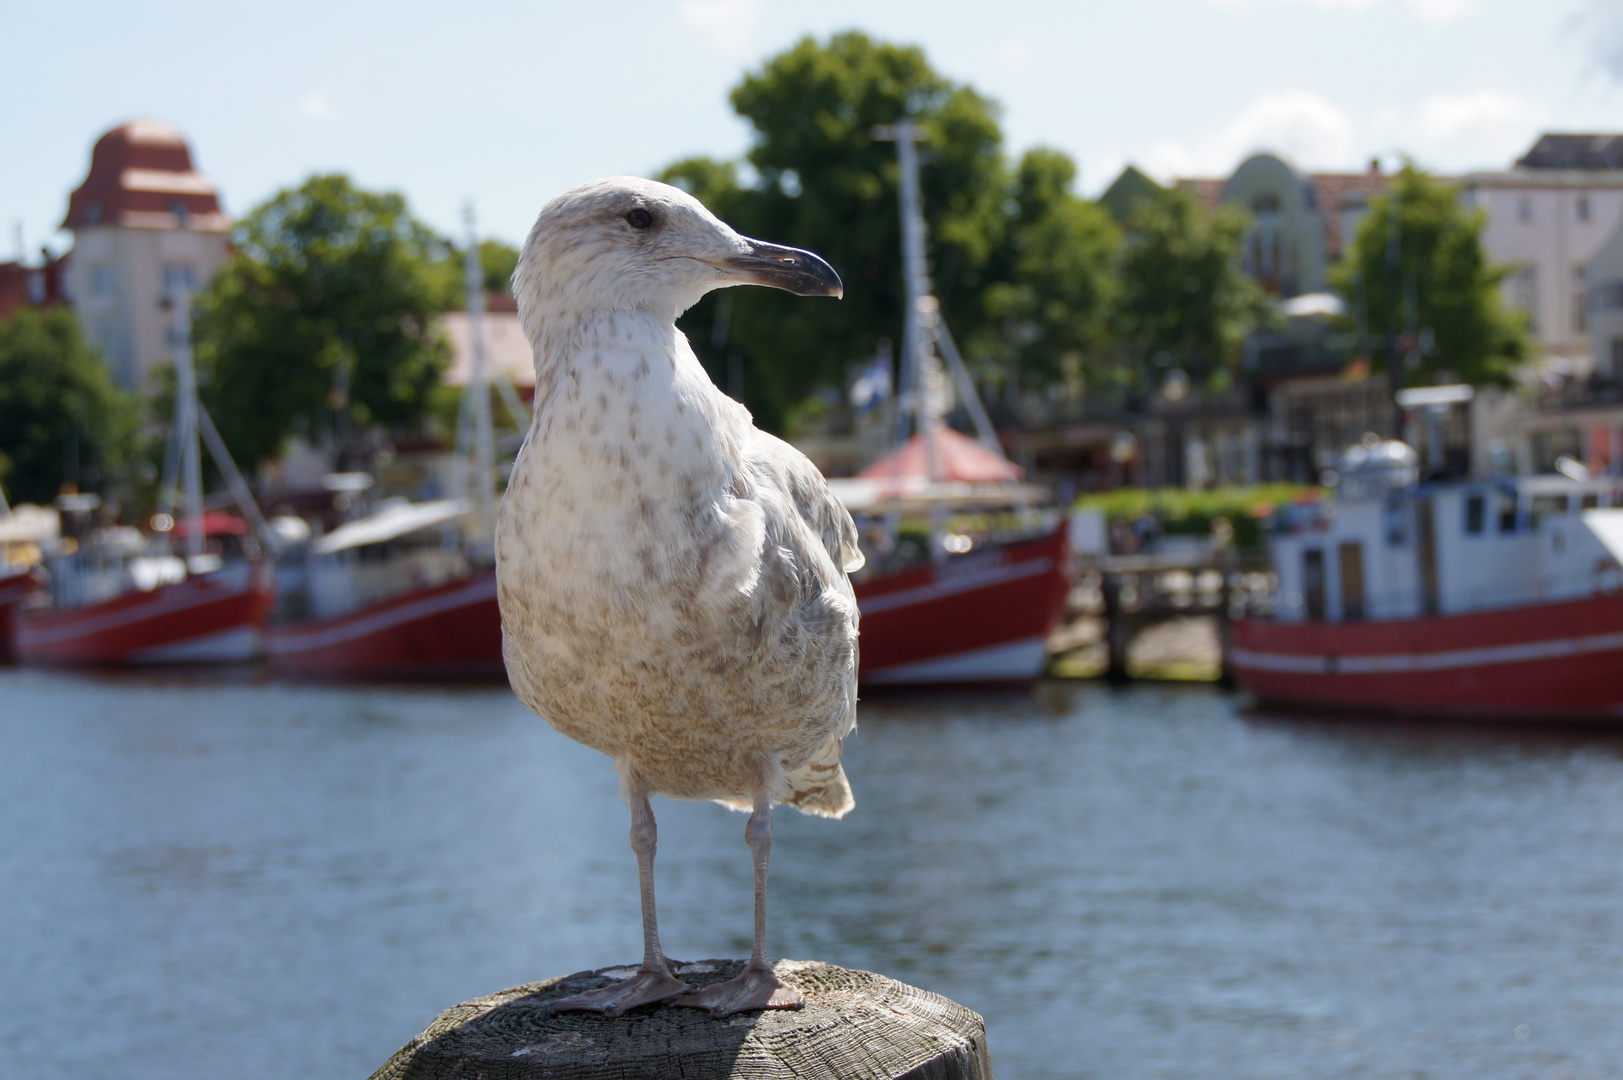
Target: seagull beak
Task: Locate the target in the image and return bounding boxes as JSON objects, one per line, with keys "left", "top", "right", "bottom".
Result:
{"left": 718, "top": 238, "right": 844, "bottom": 299}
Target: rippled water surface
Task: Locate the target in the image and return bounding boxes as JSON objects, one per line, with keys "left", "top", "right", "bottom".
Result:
{"left": 3, "top": 669, "right": 1622, "bottom": 1079}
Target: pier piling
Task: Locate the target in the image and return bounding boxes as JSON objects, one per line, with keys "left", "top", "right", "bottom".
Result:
{"left": 369, "top": 959, "right": 991, "bottom": 1080}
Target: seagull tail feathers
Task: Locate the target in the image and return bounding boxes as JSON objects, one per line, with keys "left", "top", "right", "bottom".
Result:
{"left": 710, "top": 735, "right": 855, "bottom": 819}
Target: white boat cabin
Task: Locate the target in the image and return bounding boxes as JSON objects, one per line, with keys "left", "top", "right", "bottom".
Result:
{"left": 1270, "top": 439, "right": 1623, "bottom": 624}
{"left": 277, "top": 497, "right": 474, "bottom": 621}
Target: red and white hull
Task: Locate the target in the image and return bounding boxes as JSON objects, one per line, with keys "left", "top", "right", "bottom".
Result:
{"left": 855, "top": 522, "right": 1071, "bottom": 685}
{"left": 1231, "top": 593, "right": 1623, "bottom": 721}
{"left": 266, "top": 570, "right": 503, "bottom": 681}
{"left": 14, "top": 565, "right": 273, "bottom": 667}
{"left": 1, "top": 569, "right": 44, "bottom": 663}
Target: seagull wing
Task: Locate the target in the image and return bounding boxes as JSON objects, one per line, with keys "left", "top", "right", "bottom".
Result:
{"left": 731, "top": 430, "right": 862, "bottom": 819}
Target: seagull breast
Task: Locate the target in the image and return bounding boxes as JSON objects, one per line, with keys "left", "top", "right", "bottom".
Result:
{"left": 496, "top": 177, "right": 861, "bottom": 817}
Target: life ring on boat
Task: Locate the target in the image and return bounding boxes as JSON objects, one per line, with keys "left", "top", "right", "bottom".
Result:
{"left": 1597, "top": 556, "right": 1623, "bottom": 595}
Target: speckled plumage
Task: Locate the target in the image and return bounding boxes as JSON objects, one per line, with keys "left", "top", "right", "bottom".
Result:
{"left": 497, "top": 177, "right": 862, "bottom": 820}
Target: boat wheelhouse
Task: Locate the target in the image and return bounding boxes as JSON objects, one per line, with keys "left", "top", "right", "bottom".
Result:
{"left": 1232, "top": 438, "right": 1623, "bottom": 720}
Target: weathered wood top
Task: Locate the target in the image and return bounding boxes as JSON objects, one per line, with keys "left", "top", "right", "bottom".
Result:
{"left": 369, "top": 959, "right": 990, "bottom": 1080}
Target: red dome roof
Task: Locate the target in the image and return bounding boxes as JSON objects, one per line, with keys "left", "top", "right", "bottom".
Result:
{"left": 61, "top": 120, "right": 227, "bottom": 232}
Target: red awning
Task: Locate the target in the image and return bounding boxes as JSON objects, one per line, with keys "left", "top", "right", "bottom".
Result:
{"left": 168, "top": 510, "right": 249, "bottom": 539}
{"left": 858, "top": 427, "right": 1023, "bottom": 484}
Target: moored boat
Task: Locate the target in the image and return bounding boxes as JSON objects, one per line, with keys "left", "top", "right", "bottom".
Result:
{"left": 12, "top": 284, "right": 275, "bottom": 669}
{"left": 827, "top": 117, "right": 1071, "bottom": 686}
{"left": 853, "top": 518, "right": 1071, "bottom": 685}
{"left": 14, "top": 554, "right": 272, "bottom": 666}
{"left": 1231, "top": 437, "right": 1623, "bottom": 720}
{"left": 265, "top": 205, "right": 514, "bottom": 682}
{"left": 265, "top": 498, "right": 502, "bottom": 680}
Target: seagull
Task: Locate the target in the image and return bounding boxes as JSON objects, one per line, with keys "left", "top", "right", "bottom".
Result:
{"left": 497, "top": 177, "right": 861, "bottom": 1018}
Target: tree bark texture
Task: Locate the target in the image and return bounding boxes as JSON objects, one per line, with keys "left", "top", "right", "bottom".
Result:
{"left": 369, "top": 958, "right": 991, "bottom": 1080}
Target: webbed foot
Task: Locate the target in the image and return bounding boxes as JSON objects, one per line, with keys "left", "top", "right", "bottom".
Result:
{"left": 546, "top": 967, "right": 691, "bottom": 1017}
{"left": 670, "top": 963, "right": 805, "bottom": 1017}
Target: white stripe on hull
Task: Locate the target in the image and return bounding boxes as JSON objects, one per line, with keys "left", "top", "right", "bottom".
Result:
{"left": 266, "top": 575, "right": 497, "bottom": 656}
{"left": 1231, "top": 629, "right": 1623, "bottom": 675}
{"left": 128, "top": 625, "right": 263, "bottom": 664}
{"left": 860, "top": 557, "right": 1053, "bottom": 616}
{"left": 18, "top": 584, "right": 251, "bottom": 646}
{"left": 863, "top": 635, "right": 1050, "bottom": 685}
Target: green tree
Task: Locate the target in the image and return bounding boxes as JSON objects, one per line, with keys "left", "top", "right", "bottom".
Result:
{"left": 660, "top": 31, "right": 1013, "bottom": 430}
{"left": 192, "top": 174, "right": 455, "bottom": 468}
{"left": 978, "top": 147, "right": 1119, "bottom": 394}
{"left": 1114, "top": 187, "right": 1270, "bottom": 395}
{"left": 0, "top": 307, "right": 140, "bottom": 505}
{"left": 1332, "top": 164, "right": 1528, "bottom": 386}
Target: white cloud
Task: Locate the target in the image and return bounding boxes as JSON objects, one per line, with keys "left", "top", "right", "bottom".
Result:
{"left": 298, "top": 91, "right": 340, "bottom": 122}
{"left": 1373, "top": 90, "right": 1546, "bottom": 170}
{"left": 1137, "top": 90, "right": 1357, "bottom": 181}
{"left": 677, "top": 0, "right": 764, "bottom": 55}
{"left": 1202, "top": 0, "right": 1483, "bottom": 26}
{"left": 1128, "top": 88, "right": 1545, "bottom": 184}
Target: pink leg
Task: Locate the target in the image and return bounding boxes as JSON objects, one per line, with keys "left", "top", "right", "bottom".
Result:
{"left": 547, "top": 787, "right": 690, "bottom": 1016}
{"left": 672, "top": 793, "right": 805, "bottom": 1017}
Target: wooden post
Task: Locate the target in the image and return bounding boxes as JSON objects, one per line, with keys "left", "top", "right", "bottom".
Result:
{"left": 370, "top": 959, "right": 992, "bottom": 1080}
{"left": 1102, "top": 571, "right": 1130, "bottom": 684}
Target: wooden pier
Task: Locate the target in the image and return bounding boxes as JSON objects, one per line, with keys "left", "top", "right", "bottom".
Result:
{"left": 1048, "top": 551, "right": 1273, "bottom": 683}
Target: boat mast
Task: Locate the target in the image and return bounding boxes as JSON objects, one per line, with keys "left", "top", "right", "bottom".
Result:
{"left": 874, "top": 118, "right": 948, "bottom": 483}
{"left": 168, "top": 285, "right": 206, "bottom": 563}
{"left": 462, "top": 202, "right": 497, "bottom": 545}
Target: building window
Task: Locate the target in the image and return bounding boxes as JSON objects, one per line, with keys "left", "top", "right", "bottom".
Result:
{"left": 1511, "top": 265, "right": 1539, "bottom": 332}
{"left": 1574, "top": 264, "right": 1589, "bottom": 333}
{"left": 1465, "top": 493, "right": 1485, "bottom": 534}
{"left": 163, "top": 264, "right": 196, "bottom": 291}
{"left": 92, "top": 265, "right": 115, "bottom": 297}
{"left": 1518, "top": 195, "right": 1533, "bottom": 223}
{"left": 1578, "top": 194, "right": 1591, "bottom": 222}
{"left": 26, "top": 270, "right": 45, "bottom": 304}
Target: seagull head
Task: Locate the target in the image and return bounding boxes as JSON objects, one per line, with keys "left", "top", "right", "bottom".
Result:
{"left": 514, "top": 176, "right": 842, "bottom": 335}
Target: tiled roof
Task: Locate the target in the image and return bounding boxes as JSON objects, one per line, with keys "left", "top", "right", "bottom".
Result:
{"left": 1175, "top": 168, "right": 1389, "bottom": 261}
{"left": 1515, "top": 134, "right": 1623, "bottom": 170}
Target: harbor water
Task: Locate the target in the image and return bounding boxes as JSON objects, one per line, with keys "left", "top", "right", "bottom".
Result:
{"left": 2, "top": 669, "right": 1621, "bottom": 1079}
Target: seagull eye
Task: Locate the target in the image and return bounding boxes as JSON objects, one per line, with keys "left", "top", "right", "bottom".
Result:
{"left": 625, "top": 208, "right": 653, "bottom": 230}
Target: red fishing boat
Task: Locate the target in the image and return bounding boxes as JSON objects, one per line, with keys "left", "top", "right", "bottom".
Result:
{"left": 1231, "top": 436, "right": 1623, "bottom": 721}
{"left": 831, "top": 428, "right": 1072, "bottom": 686}
{"left": 0, "top": 567, "right": 44, "bottom": 663}
{"left": 265, "top": 498, "right": 503, "bottom": 680}
{"left": 265, "top": 209, "right": 514, "bottom": 682}
{"left": 826, "top": 120, "right": 1072, "bottom": 685}
{"left": 14, "top": 555, "right": 273, "bottom": 666}
{"left": 12, "top": 283, "right": 276, "bottom": 669}
{"left": 853, "top": 517, "right": 1071, "bottom": 685}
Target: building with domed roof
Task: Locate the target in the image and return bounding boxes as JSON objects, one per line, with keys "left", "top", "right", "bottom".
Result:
{"left": 60, "top": 120, "right": 231, "bottom": 391}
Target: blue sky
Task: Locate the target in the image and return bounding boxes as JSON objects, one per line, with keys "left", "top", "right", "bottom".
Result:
{"left": 3, "top": 0, "right": 1621, "bottom": 257}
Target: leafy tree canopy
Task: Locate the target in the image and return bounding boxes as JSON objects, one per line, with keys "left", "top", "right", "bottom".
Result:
{"left": 1114, "top": 187, "right": 1271, "bottom": 394}
{"left": 192, "top": 174, "right": 455, "bottom": 468}
{"left": 1331, "top": 164, "right": 1528, "bottom": 386}
{"left": 0, "top": 306, "right": 140, "bottom": 505}
{"left": 979, "top": 148, "right": 1120, "bottom": 392}
{"left": 659, "top": 31, "right": 1117, "bottom": 431}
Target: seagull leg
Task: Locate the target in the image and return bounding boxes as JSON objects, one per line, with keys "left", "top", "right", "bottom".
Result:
{"left": 673, "top": 792, "right": 805, "bottom": 1016}
{"left": 547, "top": 787, "right": 690, "bottom": 1016}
